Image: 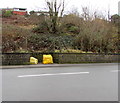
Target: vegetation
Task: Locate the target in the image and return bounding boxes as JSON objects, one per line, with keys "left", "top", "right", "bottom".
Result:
{"left": 2, "top": 0, "right": 119, "bottom": 53}
{"left": 2, "top": 10, "right": 13, "bottom": 18}
{"left": 2, "top": 24, "right": 31, "bottom": 52}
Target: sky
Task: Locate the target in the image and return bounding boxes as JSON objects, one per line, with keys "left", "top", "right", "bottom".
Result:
{"left": 0, "top": 0, "right": 119, "bottom": 15}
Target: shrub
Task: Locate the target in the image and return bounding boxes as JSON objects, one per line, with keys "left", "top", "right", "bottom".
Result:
{"left": 28, "top": 34, "right": 74, "bottom": 52}
{"left": 2, "top": 24, "right": 31, "bottom": 53}
{"left": 28, "top": 34, "right": 55, "bottom": 52}
{"left": 32, "top": 21, "right": 49, "bottom": 33}
{"left": 68, "top": 26, "right": 80, "bottom": 34}
{"left": 2, "top": 10, "right": 12, "bottom": 18}
{"left": 74, "top": 19, "right": 119, "bottom": 53}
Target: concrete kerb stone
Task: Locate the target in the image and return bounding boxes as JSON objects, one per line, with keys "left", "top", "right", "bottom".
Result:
{"left": 2, "top": 64, "right": 81, "bottom": 69}
{"left": 2, "top": 63, "right": 117, "bottom": 69}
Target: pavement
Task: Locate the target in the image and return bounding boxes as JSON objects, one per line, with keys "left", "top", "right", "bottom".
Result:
{"left": 2, "top": 63, "right": 118, "bottom": 101}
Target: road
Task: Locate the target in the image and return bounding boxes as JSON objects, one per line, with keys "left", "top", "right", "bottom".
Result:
{"left": 2, "top": 63, "right": 118, "bottom": 101}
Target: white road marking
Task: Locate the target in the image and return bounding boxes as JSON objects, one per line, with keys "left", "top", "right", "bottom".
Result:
{"left": 111, "top": 70, "right": 119, "bottom": 72}
{"left": 18, "top": 72, "right": 90, "bottom": 78}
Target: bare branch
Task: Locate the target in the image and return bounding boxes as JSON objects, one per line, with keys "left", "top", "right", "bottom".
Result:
{"left": 60, "top": 0, "right": 65, "bottom": 17}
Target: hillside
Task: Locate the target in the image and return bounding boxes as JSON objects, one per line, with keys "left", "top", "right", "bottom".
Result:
{"left": 2, "top": 13, "right": 119, "bottom": 53}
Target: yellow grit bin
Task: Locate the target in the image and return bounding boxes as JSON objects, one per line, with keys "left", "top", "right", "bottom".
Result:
{"left": 43, "top": 55, "right": 53, "bottom": 64}
{"left": 30, "top": 57, "right": 38, "bottom": 64}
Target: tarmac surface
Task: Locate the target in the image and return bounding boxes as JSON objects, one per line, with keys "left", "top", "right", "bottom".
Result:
{"left": 1, "top": 63, "right": 119, "bottom": 101}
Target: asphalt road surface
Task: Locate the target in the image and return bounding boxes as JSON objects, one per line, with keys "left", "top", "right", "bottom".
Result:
{"left": 2, "top": 63, "right": 118, "bottom": 101}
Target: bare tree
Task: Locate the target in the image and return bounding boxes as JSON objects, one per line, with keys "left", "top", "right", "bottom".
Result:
{"left": 45, "top": 0, "right": 65, "bottom": 34}
{"left": 81, "top": 7, "right": 91, "bottom": 21}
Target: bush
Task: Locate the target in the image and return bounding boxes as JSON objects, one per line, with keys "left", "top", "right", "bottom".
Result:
{"left": 28, "top": 34, "right": 74, "bottom": 52}
{"left": 2, "top": 24, "right": 31, "bottom": 53}
{"left": 2, "top": 10, "right": 12, "bottom": 18}
{"left": 28, "top": 14, "right": 46, "bottom": 25}
{"left": 68, "top": 26, "right": 80, "bottom": 34}
{"left": 74, "top": 19, "right": 119, "bottom": 53}
{"left": 32, "top": 21, "right": 49, "bottom": 33}
{"left": 28, "top": 34, "right": 55, "bottom": 52}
